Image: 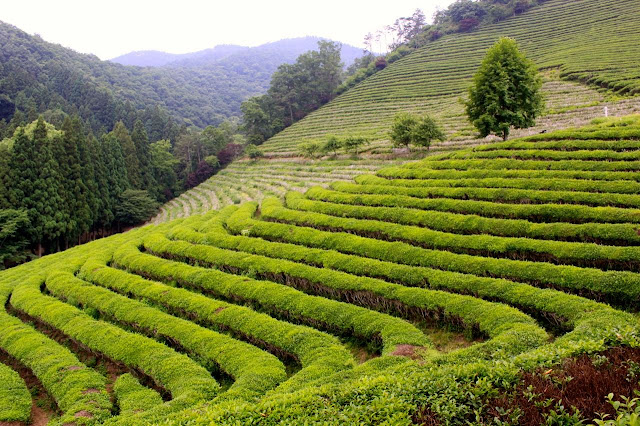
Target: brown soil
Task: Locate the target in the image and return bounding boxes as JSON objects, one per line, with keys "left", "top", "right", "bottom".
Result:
{"left": 0, "top": 350, "right": 57, "bottom": 426}
{"left": 391, "top": 344, "right": 424, "bottom": 361}
{"left": 413, "top": 347, "right": 640, "bottom": 425}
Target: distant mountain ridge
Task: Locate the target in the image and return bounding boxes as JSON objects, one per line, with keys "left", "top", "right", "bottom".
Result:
{"left": 110, "top": 45, "right": 249, "bottom": 67}
{"left": 110, "top": 37, "right": 364, "bottom": 69}
{"left": 0, "top": 23, "right": 367, "bottom": 131}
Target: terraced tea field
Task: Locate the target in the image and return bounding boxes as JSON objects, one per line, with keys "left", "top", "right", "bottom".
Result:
{"left": 262, "top": 0, "right": 640, "bottom": 153}
{"left": 154, "top": 0, "right": 640, "bottom": 224}
{"left": 2, "top": 118, "right": 640, "bottom": 424}
{"left": 153, "top": 73, "right": 640, "bottom": 223}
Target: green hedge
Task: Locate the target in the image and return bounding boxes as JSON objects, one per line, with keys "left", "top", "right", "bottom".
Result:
{"left": 331, "top": 181, "right": 640, "bottom": 224}
{"left": 269, "top": 193, "right": 640, "bottom": 271}
{"left": 242, "top": 198, "right": 640, "bottom": 307}
{"left": 175, "top": 208, "right": 633, "bottom": 338}
{"left": 0, "top": 274, "right": 111, "bottom": 425}
{"left": 403, "top": 157, "right": 640, "bottom": 172}
{"left": 302, "top": 187, "right": 640, "bottom": 246}
{"left": 50, "top": 261, "right": 286, "bottom": 403}
{"left": 142, "top": 232, "right": 436, "bottom": 356}
{"left": 10, "top": 270, "right": 218, "bottom": 409}
{"left": 113, "top": 374, "right": 162, "bottom": 416}
{"left": 0, "top": 362, "right": 31, "bottom": 422}
{"left": 375, "top": 166, "right": 640, "bottom": 183}
{"left": 447, "top": 148, "right": 640, "bottom": 162}
{"left": 109, "top": 240, "right": 356, "bottom": 394}
{"left": 358, "top": 173, "right": 640, "bottom": 195}
{"left": 156, "top": 225, "right": 552, "bottom": 361}
{"left": 333, "top": 180, "right": 640, "bottom": 210}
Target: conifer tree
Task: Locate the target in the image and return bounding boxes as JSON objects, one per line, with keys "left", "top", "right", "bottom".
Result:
{"left": 60, "top": 116, "right": 92, "bottom": 244}
{"left": 111, "top": 121, "right": 140, "bottom": 188}
{"left": 131, "top": 119, "right": 156, "bottom": 194}
{"left": 101, "top": 133, "right": 129, "bottom": 231}
{"left": 10, "top": 119, "right": 66, "bottom": 255}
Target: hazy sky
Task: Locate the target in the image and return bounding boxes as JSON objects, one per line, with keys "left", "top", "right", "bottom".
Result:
{"left": 2, "top": 0, "right": 455, "bottom": 60}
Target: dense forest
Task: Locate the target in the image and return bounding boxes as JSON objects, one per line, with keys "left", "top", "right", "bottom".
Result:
{"left": 0, "top": 22, "right": 363, "bottom": 133}
{"left": 0, "top": 113, "right": 242, "bottom": 266}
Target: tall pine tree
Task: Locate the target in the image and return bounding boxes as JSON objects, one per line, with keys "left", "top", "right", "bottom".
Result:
{"left": 111, "top": 121, "right": 140, "bottom": 188}
{"left": 131, "top": 119, "right": 156, "bottom": 194}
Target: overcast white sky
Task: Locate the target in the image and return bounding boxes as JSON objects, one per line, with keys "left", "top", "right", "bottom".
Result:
{"left": 2, "top": 0, "right": 455, "bottom": 60}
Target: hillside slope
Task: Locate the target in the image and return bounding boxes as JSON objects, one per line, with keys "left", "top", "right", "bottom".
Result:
{"left": 263, "top": 0, "right": 640, "bottom": 153}
{"left": 154, "top": 0, "right": 640, "bottom": 223}
{"left": 1, "top": 118, "right": 640, "bottom": 424}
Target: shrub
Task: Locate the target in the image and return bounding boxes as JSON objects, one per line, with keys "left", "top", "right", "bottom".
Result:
{"left": 343, "top": 136, "right": 370, "bottom": 156}
{"left": 299, "top": 141, "right": 322, "bottom": 158}
{"left": 244, "top": 144, "right": 264, "bottom": 160}
{"left": 390, "top": 113, "right": 445, "bottom": 150}
{"left": 322, "top": 135, "right": 343, "bottom": 157}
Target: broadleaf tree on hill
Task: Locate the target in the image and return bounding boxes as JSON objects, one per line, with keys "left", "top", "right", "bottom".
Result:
{"left": 464, "top": 37, "right": 544, "bottom": 140}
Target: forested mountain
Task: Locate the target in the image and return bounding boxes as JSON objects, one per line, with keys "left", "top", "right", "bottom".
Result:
{"left": 111, "top": 37, "right": 364, "bottom": 69}
{"left": 0, "top": 22, "right": 364, "bottom": 132}
{"left": 110, "top": 45, "right": 247, "bottom": 67}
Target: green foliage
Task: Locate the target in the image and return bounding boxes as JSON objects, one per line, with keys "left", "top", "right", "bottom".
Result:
{"left": 465, "top": 37, "right": 544, "bottom": 140}
{"left": 390, "top": 112, "right": 445, "bottom": 149}
{"left": 115, "top": 190, "right": 159, "bottom": 226}
{"left": 299, "top": 141, "right": 323, "bottom": 159}
{"left": 322, "top": 135, "right": 343, "bottom": 156}
{"left": 241, "top": 41, "right": 344, "bottom": 144}
{"left": 0, "top": 363, "right": 30, "bottom": 422}
{"left": 594, "top": 393, "right": 640, "bottom": 425}
{"left": 113, "top": 374, "right": 163, "bottom": 416}
{"left": 244, "top": 144, "right": 264, "bottom": 160}
{"left": 343, "top": 135, "right": 370, "bottom": 156}
{"left": 389, "top": 112, "right": 417, "bottom": 149}
{"left": 0, "top": 209, "right": 30, "bottom": 267}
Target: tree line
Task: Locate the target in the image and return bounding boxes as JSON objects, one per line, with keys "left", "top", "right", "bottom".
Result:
{"left": 0, "top": 112, "right": 242, "bottom": 267}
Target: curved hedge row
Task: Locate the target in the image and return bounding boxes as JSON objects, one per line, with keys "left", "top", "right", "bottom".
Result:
{"left": 302, "top": 187, "right": 640, "bottom": 246}
{"left": 358, "top": 173, "right": 640, "bottom": 195}
{"left": 155, "top": 225, "right": 550, "bottom": 361}
{"left": 142, "top": 232, "right": 436, "bottom": 356}
{"left": 0, "top": 270, "right": 112, "bottom": 425}
{"left": 0, "top": 362, "right": 31, "bottom": 423}
{"left": 47, "top": 263, "right": 287, "bottom": 402}
{"left": 331, "top": 181, "right": 640, "bottom": 224}
{"left": 333, "top": 181, "right": 640, "bottom": 210}
{"left": 110, "top": 240, "right": 358, "bottom": 394}
{"left": 241, "top": 198, "right": 640, "bottom": 307}
{"left": 173, "top": 209, "right": 628, "bottom": 334}
{"left": 11, "top": 271, "right": 219, "bottom": 407}
{"left": 375, "top": 166, "right": 640, "bottom": 183}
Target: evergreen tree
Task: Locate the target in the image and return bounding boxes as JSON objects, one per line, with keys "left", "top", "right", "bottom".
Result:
{"left": 101, "top": 133, "right": 129, "bottom": 231}
{"left": 91, "top": 135, "right": 112, "bottom": 233}
{"left": 60, "top": 116, "right": 92, "bottom": 244}
{"left": 111, "top": 121, "right": 140, "bottom": 188}
{"left": 131, "top": 119, "right": 156, "bottom": 192}
{"left": 115, "top": 189, "right": 159, "bottom": 226}
{"left": 10, "top": 119, "right": 66, "bottom": 255}
{"left": 464, "top": 37, "right": 544, "bottom": 141}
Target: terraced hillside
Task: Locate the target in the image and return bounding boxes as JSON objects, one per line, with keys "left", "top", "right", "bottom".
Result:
{"left": 153, "top": 0, "right": 640, "bottom": 223}
{"left": 264, "top": 0, "right": 640, "bottom": 152}
{"left": 2, "top": 118, "right": 640, "bottom": 424}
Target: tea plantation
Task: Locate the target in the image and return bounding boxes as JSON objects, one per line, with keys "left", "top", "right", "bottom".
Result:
{"left": 153, "top": 0, "right": 640, "bottom": 223}
{"left": 2, "top": 117, "right": 640, "bottom": 424}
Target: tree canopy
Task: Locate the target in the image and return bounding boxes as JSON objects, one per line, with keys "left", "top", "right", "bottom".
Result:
{"left": 464, "top": 37, "right": 544, "bottom": 140}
